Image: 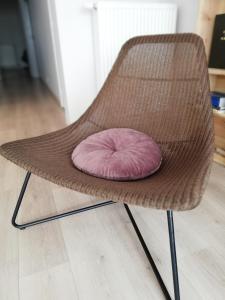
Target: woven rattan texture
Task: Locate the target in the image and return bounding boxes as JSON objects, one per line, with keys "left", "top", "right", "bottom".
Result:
{"left": 0, "top": 34, "right": 214, "bottom": 211}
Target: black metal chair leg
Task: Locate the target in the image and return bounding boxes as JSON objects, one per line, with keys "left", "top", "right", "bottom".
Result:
{"left": 14, "top": 173, "right": 181, "bottom": 300}
{"left": 124, "top": 204, "right": 181, "bottom": 300}
{"left": 167, "top": 210, "right": 180, "bottom": 300}
{"left": 124, "top": 204, "right": 172, "bottom": 300}
{"left": 12, "top": 171, "right": 31, "bottom": 229}
{"left": 12, "top": 171, "right": 115, "bottom": 230}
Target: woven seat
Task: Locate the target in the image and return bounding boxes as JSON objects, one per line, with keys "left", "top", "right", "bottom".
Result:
{"left": 0, "top": 33, "right": 214, "bottom": 211}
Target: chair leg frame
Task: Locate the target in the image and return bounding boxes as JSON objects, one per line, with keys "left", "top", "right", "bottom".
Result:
{"left": 12, "top": 171, "right": 180, "bottom": 300}
{"left": 12, "top": 171, "right": 115, "bottom": 230}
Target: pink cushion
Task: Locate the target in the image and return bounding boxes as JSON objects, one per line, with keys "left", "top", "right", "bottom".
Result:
{"left": 71, "top": 128, "right": 162, "bottom": 181}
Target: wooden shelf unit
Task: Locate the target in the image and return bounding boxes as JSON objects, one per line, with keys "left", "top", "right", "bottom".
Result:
{"left": 196, "top": 0, "right": 225, "bottom": 166}
{"left": 209, "top": 68, "right": 225, "bottom": 77}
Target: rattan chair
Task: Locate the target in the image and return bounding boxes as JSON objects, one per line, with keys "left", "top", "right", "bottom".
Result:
{"left": 0, "top": 33, "right": 214, "bottom": 300}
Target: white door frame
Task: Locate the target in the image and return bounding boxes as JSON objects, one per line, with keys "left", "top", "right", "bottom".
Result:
{"left": 47, "top": 0, "right": 66, "bottom": 107}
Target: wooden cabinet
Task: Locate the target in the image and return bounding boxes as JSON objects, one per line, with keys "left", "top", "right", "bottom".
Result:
{"left": 213, "top": 110, "right": 225, "bottom": 165}
{"left": 196, "top": 0, "right": 225, "bottom": 166}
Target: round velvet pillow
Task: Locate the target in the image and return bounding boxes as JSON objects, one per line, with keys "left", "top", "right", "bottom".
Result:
{"left": 71, "top": 128, "right": 162, "bottom": 181}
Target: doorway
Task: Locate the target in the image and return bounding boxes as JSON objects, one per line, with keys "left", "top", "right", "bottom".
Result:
{"left": 0, "top": 0, "right": 39, "bottom": 80}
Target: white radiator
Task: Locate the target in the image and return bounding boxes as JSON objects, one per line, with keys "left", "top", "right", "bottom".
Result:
{"left": 88, "top": 1, "right": 177, "bottom": 90}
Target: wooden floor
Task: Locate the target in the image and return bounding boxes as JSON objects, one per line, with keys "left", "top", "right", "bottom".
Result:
{"left": 0, "top": 71, "right": 225, "bottom": 300}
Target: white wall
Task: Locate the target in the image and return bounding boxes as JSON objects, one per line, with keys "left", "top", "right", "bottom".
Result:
{"left": 0, "top": 0, "right": 25, "bottom": 68}
{"left": 54, "top": 0, "right": 200, "bottom": 123}
{"left": 54, "top": 0, "right": 96, "bottom": 122}
{"left": 29, "top": 0, "right": 63, "bottom": 104}
{"left": 155, "top": 0, "right": 199, "bottom": 32}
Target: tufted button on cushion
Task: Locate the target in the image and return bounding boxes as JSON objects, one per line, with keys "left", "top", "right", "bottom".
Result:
{"left": 71, "top": 128, "right": 162, "bottom": 181}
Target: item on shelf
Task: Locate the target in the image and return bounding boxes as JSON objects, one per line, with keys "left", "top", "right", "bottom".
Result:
{"left": 211, "top": 91, "right": 225, "bottom": 110}
{"left": 208, "top": 13, "right": 225, "bottom": 69}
